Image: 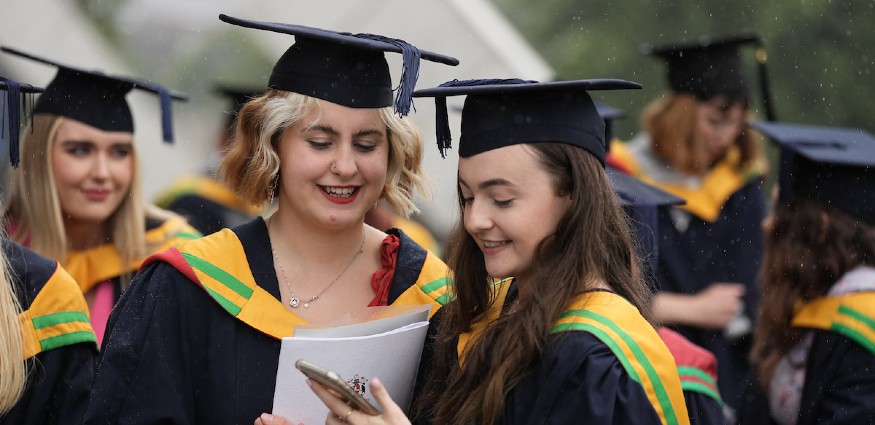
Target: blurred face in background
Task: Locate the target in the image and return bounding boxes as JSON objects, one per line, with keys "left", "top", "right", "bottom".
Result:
{"left": 695, "top": 97, "right": 746, "bottom": 164}
{"left": 51, "top": 118, "right": 134, "bottom": 227}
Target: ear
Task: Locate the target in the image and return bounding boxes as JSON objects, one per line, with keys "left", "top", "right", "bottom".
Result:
{"left": 818, "top": 211, "right": 830, "bottom": 243}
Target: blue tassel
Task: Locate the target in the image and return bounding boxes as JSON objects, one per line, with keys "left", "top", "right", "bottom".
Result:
{"left": 157, "top": 86, "right": 174, "bottom": 143}
{"left": 355, "top": 34, "right": 421, "bottom": 117}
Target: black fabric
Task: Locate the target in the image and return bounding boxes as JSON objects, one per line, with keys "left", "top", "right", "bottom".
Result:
{"left": 656, "top": 180, "right": 766, "bottom": 409}
{"left": 2, "top": 240, "right": 97, "bottom": 425}
{"left": 166, "top": 194, "right": 255, "bottom": 236}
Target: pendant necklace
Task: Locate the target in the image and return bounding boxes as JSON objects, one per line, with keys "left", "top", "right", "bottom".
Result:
{"left": 271, "top": 225, "right": 366, "bottom": 309}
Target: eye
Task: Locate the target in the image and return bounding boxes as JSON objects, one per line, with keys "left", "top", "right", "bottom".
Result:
{"left": 354, "top": 142, "right": 377, "bottom": 153}
{"left": 110, "top": 145, "right": 132, "bottom": 159}
{"left": 308, "top": 140, "right": 330, "bottom": 150}
{"left": 494, "top": 199, "right": 514, "bottom": 208}
{"left": 65, "top": 144, "right": 91, "bottom": 156}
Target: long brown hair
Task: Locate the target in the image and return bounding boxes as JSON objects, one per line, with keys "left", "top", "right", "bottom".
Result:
{"left": 642, "top": 92, "right": 761, "bottom": 175}
{"left": 417, "top": 143, "right": 652, "bottom": 425}
{"left": 750, "top": 199, "right": 875, "bottom": 387}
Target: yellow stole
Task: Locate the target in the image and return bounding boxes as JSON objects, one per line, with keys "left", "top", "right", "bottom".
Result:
{"left": 63, "top": 217, "right": 201, "bottom": 294}
{"left": 792, "top": 292, "right": 875, "bottom": 356}
{"left": 458, "top": 285, "right": 689, "bottom": 425}
{"left": 168, "top": 228, "right": 452, "bottom": 339}
{"left": 610, "top": 141, "right": 763, "bottom": 222}
{"left": 18, "top": 264, "right": 97, "bottom": 359}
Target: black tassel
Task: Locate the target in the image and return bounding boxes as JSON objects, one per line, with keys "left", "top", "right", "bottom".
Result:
{"left": 755, "top": 44, "right": 777, "bottom": 122}
{"left": 435, "top": 97, "right": 450, "bottom": 158}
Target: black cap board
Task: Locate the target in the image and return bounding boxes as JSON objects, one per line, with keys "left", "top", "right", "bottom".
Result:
{"left": 752, "top": 121, "right": 875, "bottom": 225}
{"left": 0, "top": 46, "right": 188, "bottom": 143}
{"left": 218, "top": 14, "right": 459, "bottom": 117}
{"left": 412, "top": 78, "right": 642, "bottom": 162}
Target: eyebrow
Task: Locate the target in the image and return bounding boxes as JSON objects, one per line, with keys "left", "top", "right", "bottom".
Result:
{"left": 458, "top": 177, "right": 515, "bottom": 190}
{"left": 303, "top": 124, "right": 385, "bottom": 139}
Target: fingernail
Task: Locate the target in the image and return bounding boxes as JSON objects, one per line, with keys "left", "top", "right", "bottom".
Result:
{"left": 371, "top": 378, "right": 382, "bottom": 390}
{"left": 260, "top": 413, "right": 274, "bottom": 424}
{"left": 306, "top": 379, "right": 313, "bottom": 387}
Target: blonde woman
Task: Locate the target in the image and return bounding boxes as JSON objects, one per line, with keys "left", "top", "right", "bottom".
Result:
{"left": 1, "top": 47, "right": 198, "bottom": 344}
{"left": 0, "top": 76, "right": 97, "bottom": 425}
{"left": 83, "top": 15, "right": 457, "bottom": 424}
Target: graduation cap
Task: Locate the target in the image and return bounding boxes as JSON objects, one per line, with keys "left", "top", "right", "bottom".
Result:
{"left": 1, "top": 76, "right": 43, "bottom": 167}
{"left": 642, "top": 31, "right": 777, "bottom": 121}
{"left": 218, "top": 14, "right": 459, "bottom": 117}
{"left": 412, "top": 78, "right": 642, "bottom": 161}
{"left": 212, "top": 84, "right": 264, "bottom": 130}
{"left": 0, "top": 46, "right": 188, "bottom": 143}
{"left": 752, "top": 121, "right": 875, "bottom": 225}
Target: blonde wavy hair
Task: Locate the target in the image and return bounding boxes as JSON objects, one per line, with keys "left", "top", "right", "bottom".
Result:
{"left": 219, "top": 90, "right": 430, "bottom": 217}
{"left": 642, "top": 92, "right": 762, "bottom": 175}
{"left": 0, "top": 237, "right": 24, "bottom": 414}
{"left": 5, "top": 114, "right": 181, "bottom": 282}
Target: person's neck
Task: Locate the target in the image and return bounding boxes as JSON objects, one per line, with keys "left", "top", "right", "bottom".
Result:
{"left": 267, "top": 211, "right": 366, "bottom": 265}
{"left": 64, "top": 217, "right": 113, "bottom": 251}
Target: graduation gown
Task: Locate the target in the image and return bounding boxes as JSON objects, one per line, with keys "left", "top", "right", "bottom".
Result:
{"left": 609, "top": 137, "right": 766, "bottom": 407}
{"left": 736, "top": 292, "right": 875, "bottom": 425}
{"left": 443, "top": 281, "right": 689, "bottom": 425}
{"left": 154, "top": 174, "right": 263, "bottom": 236}
{"left": 2, "top": 240, "right": 98, "bottom": 425}
{"left": 83, "top": 217, "right": 451, "bottom": 424}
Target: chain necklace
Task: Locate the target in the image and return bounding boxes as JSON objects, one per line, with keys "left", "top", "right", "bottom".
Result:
{"left": 271, "top": 226, "right": 366, "bottom": 309}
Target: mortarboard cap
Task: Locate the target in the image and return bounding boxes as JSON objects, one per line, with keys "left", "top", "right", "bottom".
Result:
{"left": 0, "top": 46, "right": 188, "bottom": 143}
{"left": 218, "top": 14, "right": 459, "bottom": 117}
{"left": 412, "top": 78, "right": 642, "bottom": 162}
{"left": 643, "top": 31, "right": 777, "bottom": 121}
{"left": 1, "top": 76, "right": 43, "bottom": 167}
{"left": 752, "top": 121, "right": 875, "bottom": 225}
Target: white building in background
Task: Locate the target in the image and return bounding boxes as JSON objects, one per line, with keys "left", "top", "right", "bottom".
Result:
{"left": 0, "top": 0, "right": 553, "bottom": 240}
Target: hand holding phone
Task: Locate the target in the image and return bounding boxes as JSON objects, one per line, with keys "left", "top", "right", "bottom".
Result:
{"left": 295, "top": 359, "right": 380, "bottom": 416}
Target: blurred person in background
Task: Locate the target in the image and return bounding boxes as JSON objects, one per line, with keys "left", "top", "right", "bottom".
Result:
{"left": 154, "top": 85, "right": 265, "bottom": 236}
{"left": 738, "top": 122, "right": 875, "bottom": 425}
{"left": 0, "top": 47, "right": 199, "bottom": 345}
{"left": 608, "top": 32, "right": 775, "bottom": 410}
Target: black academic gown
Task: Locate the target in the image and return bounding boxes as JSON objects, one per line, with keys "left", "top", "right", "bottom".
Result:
{"left": 1, "top": 240, "right": 98, "bottom": 425}
{"left": 83, "top": 218, "right": 448, "bottom": 424}
{"left": 165, "top": 194, "right": 256, "bottom": 236}
{"left": 736, "top": 331, "right": 875, "bottom": 425}
{"left": 657, "top": 180, "right": 766, "bottom": 407}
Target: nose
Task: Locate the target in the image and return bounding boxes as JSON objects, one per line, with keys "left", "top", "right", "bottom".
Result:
{"left": 331, "top": 146, "right": 358, "bottom": 178}
{"left": 90, "top": 152, "right": 111, "bottom": 181}
{"left": 463, "top": 199, "right": 493, "bottom": 234}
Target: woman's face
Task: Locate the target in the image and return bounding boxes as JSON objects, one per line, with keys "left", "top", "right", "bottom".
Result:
{"left": 276, "top": 99, "right": 389, "bottom": 230}
{"left": 51, "top": 118, "right": 134, "bottom": 226}
{"left": 695, "top": 97, "right": 746, "bottom": 164}
{"left": 458, "top": 144, "right": 570, "bottom": 282}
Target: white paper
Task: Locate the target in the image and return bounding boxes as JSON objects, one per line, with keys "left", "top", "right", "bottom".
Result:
{"left": 272, "top": 306, "right": 432, "bottom": 424}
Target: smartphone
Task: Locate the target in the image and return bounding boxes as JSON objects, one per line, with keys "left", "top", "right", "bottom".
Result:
{"left": 295, "top": 359, "right": 380, "bottom": 415}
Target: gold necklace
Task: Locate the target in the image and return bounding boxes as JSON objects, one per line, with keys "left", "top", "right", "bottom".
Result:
{"left": 270, "top": 221, "right": 366, "bottom": 308}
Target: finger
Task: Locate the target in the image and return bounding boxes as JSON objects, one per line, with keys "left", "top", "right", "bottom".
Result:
{"left": 369, "top": 378, "right": 401, "bottom": 415}
{"left": 308, "top": 379, "right": 359, "bottom": 420}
